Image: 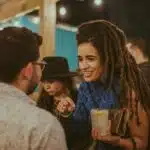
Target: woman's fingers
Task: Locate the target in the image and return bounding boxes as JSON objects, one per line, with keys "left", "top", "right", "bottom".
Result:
{"left": 56, "top": 97, "right": 75, "bottom": 113}
{"left": 92, "top": 128, "right": 100, "bottom": 140}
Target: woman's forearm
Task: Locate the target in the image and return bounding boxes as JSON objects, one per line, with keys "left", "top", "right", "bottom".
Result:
{"left": 119, "top": 137, "right": 146, "bottom": 150}
{"left": 119, "top": 138, "right": 134, "bottom": 150}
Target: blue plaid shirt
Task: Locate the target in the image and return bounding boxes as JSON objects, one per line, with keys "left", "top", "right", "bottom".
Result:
{"left": 73, "top": 81, "right": 122, "bottom": 150}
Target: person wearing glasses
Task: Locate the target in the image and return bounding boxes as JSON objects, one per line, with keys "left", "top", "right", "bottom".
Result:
{"left": 0, "top": 27, "right": 67, "bottom": 150}
{"left": 37, "top": 56, "right": 78, "bottom": 149}
{"left": 28, "top": 60, "right": 46, "bottom": 103}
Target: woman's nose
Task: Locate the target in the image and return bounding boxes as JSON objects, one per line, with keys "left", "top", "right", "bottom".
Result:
{"left": 79, "top": 61, "right": 89, "bottom": 70}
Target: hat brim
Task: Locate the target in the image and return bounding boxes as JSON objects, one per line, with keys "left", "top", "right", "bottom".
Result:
{"left": 48, "top": 72, "right": 78, "bottom": 78}
{"left": 41, "top": 71, "right": 78, "bottom": 81}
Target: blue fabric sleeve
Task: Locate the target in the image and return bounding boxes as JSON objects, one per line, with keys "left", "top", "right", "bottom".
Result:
{"left": 73, "top": 89, "right": 88, "bottom": 121}
{"left": 72, "top": 83, "right": 91, "bottom": 135}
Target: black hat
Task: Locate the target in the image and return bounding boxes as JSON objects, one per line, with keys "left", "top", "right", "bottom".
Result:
{"left": 41, "top": 56, "right": 77, "bottom": 81}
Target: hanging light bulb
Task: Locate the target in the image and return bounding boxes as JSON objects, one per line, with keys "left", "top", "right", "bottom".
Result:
{"left": 31, "top": 16, "right": 40, "bottom": 24}
{"left": 94, "top": 0, "right": 103, "bottom": 6}
{"left": 13, "top": 21, "right": 22, "bottom": 27}
{"left": 59, "top": 6, "right": 67, "bottom": 17}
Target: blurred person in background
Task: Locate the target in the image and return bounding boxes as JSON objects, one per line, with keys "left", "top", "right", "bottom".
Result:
{"left": 127, "top": 37, "right": 150, "bottom": 86}
{"left": 37, "top": 56, "right": 77, "bottom": 149}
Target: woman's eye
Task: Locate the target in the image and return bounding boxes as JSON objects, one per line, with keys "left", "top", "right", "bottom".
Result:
{"left": 78, "top": 57, "right": 83, "bottom": 62}
{"left": 87, "top": 57, "right": 95, "bottom": 61}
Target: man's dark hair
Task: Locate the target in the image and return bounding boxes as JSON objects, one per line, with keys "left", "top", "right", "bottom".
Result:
{"left": 0, "top": 27, "right": 42, "bottom": 83}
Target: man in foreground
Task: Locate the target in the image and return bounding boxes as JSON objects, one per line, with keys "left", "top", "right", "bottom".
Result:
{"left": 0, "top": 27, "right": 67, "bottom": 150}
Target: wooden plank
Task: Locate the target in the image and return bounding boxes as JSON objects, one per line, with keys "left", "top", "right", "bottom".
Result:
{"left": 40, "top": 0, "right": 59, "bottom": 58}
{"left": 0, "top": 0, "right": 59, "bottom": 58}
{"left": 0, "top": 0, "right": 41, "bottom": 21}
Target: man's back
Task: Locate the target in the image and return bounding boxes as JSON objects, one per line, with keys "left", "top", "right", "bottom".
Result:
{"left": 0, "top": 82, "right": 67, "bottom": 150}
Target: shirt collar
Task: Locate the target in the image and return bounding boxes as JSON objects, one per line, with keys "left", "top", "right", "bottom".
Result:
{"left": 0, "top": 82, "right": 32, "bottom": 103}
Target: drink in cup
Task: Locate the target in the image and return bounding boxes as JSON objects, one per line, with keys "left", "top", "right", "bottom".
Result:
{"left": 91, "top": 109, "right": 109, "bottom": 136}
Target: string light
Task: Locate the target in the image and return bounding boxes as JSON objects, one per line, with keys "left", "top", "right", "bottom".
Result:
{"left": 59, "top": 6, "right": 67, "bottom": 17}
{"left": 13, "top": 21, "right": 22, "bottom": 27}
{"left": 31, "top": 16, "right": 40, "bottom": 24}
{"left": 94, "top": 0, "right": 103, "bottom": 6}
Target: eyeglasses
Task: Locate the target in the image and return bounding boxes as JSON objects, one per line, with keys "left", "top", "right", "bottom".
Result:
{"left": 32, "top": 61, "right": 47, "bottom": 71}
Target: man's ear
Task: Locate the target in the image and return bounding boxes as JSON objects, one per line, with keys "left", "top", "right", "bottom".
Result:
{"left": 20, "top": 63, "right": 33, "bottom": 80}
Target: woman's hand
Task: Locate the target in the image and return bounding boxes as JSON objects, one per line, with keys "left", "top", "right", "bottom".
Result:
{"left": 92, "top": 128, "right": 120, "bottom": 145}
{"left": 91, "top": 121, "right": 120, "bottom": 145}
{"left": 56, "top": 96, "right": 75, "bottom": 113}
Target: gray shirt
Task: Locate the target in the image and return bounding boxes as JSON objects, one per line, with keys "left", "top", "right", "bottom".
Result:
{"left": 0, "top": 82, "right": 67, "bottom": 150}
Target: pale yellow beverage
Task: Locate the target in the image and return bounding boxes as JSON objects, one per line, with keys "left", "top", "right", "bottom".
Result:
{"left": 91, "top": 109, "right": 109, "bottom": 136}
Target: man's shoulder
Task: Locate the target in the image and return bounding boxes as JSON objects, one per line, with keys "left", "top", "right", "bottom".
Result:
{"left": 20, "top": 100, "right": 58, "bottom": 127}
{"left": 0, "top": 84, "right": 67, "bottom": 149}
{"left": 0, "top": 99, "right": 67, "bottom": 149}
{"left": 25, "top": 105, "right": 67, "bottom": 149}
{"left": 0, "top": 95, "right": 58, "bottom": 128}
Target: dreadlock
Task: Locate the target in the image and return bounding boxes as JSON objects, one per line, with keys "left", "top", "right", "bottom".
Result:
{"left": 76, "top": 20, "right": 150, "bottom": 124}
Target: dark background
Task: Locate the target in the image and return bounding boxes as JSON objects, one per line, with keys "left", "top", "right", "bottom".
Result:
{"left": 30, "top": 0, "right": 150, "bottom": 38}
{"left": 56, "top": 0, "right": 150, "bottom": 38}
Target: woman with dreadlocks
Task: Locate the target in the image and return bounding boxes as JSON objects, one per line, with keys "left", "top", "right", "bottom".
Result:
{"left": 57, "top": 20, "right": 150, "bottom": 150}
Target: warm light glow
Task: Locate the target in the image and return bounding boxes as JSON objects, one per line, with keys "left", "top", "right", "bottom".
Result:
{"left": 13, "top": 21, "right": 22, "bottom": 27}
{"left": 94, "top": 0, "right": 103, "bottom": 6}
{"left": 59, "top": 6, "right": 67, "bottom": 16}
{"left": 31, "top": 17, "right": 40, "bottom": 24}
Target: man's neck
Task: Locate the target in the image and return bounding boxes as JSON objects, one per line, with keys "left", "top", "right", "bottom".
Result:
{"left": 12, "top": 80, "right": 28, "bottom": 94}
